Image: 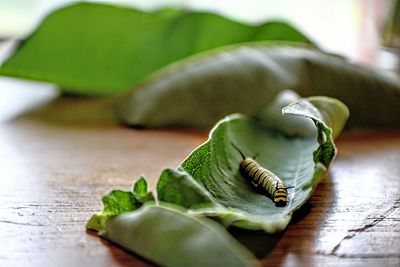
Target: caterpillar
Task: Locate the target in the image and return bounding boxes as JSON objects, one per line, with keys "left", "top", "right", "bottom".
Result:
{"left": 231, "top": 143, "right": 289, "bottom": 207}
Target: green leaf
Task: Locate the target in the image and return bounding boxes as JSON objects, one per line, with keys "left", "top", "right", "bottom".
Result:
{"left": 87, "top": 95, "right": 348, "bottom": 265}
{"left": 104, "top": 204, "right": 259, "bottom": 267}
{"left": 102, "top": 190, "right": 139, "bottom": 214}
{"left": 117, "top": 45, "right": 400, "bottom": 129}
{"left": 0, "top": 3, "right": 311, "bottom": 95}
{"left": 132, "top": 176, "right": 155, "bottom": 203}
{"left": 86, "top": 189, "right": 141, "bottom": 233}
{"left": 156, "top": 95, "right": 349, "bottom": 232}
{"left": 157, "top": 168, "right": 216, "bottom": 209}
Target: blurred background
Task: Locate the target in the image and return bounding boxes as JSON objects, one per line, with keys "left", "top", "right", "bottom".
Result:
{"left": 0, "top": 0, "right": 399, "bottom": 121}
{"left": 0, "top": 0, "right": 398, "bottom": 67}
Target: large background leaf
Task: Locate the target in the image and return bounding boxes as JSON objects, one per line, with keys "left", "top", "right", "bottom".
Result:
{"left": 0, "top": 3, "right": 311, "bottom": 95}
{"left": 157, "top": 95, "right": 349, "bottom": 232}
{"left": 117, "top": 45, "right": 400, "bottom": 129}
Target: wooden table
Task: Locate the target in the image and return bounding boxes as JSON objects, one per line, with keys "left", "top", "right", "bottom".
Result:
{"left": 0, "top": 77, "right": 399, "bottom": 267}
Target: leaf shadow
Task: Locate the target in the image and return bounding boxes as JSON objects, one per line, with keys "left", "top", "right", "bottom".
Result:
{"left": 290, "top": 201, "right": 313, "bottom": 225}
{"left": 229, "top": 226, "right": 285, "bottom": 258}
{"left": 228, "top": 201, "right": 313, "bottom": 259}
{"left": 11, "top": 93, "right": 120, "bottom": 127}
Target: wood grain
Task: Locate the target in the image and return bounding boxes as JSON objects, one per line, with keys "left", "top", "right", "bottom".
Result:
{"left": 0, "top": 78, "right": 399, "bottom": 267}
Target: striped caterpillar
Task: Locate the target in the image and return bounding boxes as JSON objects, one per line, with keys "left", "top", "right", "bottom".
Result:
{"left": 232, "top": 143, "right": 290, "bottom": 207}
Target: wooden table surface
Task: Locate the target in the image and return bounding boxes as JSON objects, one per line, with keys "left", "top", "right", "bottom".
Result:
{"left": 0, "top": 77, "right": 399, "bottom": 267}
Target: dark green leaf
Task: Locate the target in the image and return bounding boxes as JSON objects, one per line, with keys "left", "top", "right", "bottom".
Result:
{"left": 86, "top": 189, "right": 141, "bottom": 232}
{"left": 0, "top": 3, "right": 311, "bottom": 95}
{"left": 132, "top": 176, "right": 154, "bottom": 203}
{"left": 102, "top": 190, "right": 139, "bottom": 214}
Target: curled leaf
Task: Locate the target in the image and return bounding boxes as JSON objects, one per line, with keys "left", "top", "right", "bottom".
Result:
{"left": 157, "top": 94, "right": 349, "bottom": 232}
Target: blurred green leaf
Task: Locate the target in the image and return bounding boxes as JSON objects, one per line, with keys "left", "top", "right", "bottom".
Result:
{"left": 0, "top": 3, "right": 311, "bottom": 95}
{"left": 381, "top": 0, "right": 400, "bottom": 47}
{"left": 117, "top": 45, "right": 400, "bottom": 129}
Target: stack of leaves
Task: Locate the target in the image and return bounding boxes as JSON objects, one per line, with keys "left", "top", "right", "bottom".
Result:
{"left": 85, "top": 92, "right": 349, "bottom": 267}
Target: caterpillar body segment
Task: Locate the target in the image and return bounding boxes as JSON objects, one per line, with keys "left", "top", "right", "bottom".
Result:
{"left": 240, "top": 158, "right": 288, "bottom": 207}
{"left": 231, "top": 142, "right": 289, "bottom": 207}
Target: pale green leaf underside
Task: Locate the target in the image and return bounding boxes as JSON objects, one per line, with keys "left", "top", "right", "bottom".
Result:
{"left": 157, "top": 95, "right": 349, "bottom": 232}
{"left": 0, "top": 3, "right": 311, "bottom": 95}
{"left": 105, "top": 204, "right": 259, "bottom": 267}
